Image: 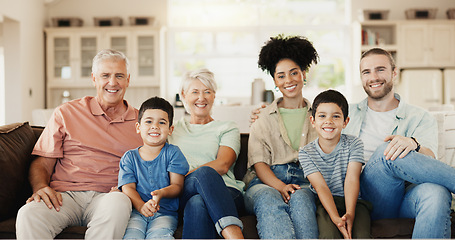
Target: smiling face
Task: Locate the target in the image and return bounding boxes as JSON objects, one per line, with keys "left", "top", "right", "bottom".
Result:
{"left": 360, "top": 54, "right": 397, "bottom": 100}
{"left": 310, "top": 102, "right": 349, "bottom": 142}
{"left": 181, "top": 79, "right": 215, "bottom": 122}
{"left": 273, "top": 58, "right": 306, "bottom": 100}
{"left": 136, "top": 109, "right": 173, "bottom": 147}
{"left": 92, "top": 58, "right": 130, "bottom": 110}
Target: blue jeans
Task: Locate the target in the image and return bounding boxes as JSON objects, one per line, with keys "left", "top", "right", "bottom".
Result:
{"left": 179, "top": 166, "right": 244, "bottom": 239}
{"left": 360, "top": 143, "right": 454, "bottom": 238}
{"left": 245, "top": 163, "right": 318, "bottom": 239}
{"left": 123, "top": 210, "right": 177, "bottom": 239}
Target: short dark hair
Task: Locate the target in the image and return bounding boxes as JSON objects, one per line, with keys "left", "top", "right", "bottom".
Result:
{"left": 360, "top": 48, "right": 396, "bottom": 70}
{"left": 258, "top": 34, "right": 319, "bottom": 77}
{"left": 312, "top": 90, "right": 349, "bottom": 120}
{"left": 138, "top": 96, "right": 174, "bottom": 126}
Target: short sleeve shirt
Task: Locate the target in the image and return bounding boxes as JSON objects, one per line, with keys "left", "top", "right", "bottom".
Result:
{"left": 168, "top": 118, "right": 245, "bottom": 192}
{"left": 248, "top": 97, "right": 318, "bottom": 168}
{"left": 344, "top": 94, "right": 438, "bottom": 159}
{"left": 299, "top": 134, "right": 365, "bottom": 197}
{"left": 118, "top": 143, "right": 189, "bottom": 216}
{"left": 32, "top": 96, "right": 143, "bottom": 193}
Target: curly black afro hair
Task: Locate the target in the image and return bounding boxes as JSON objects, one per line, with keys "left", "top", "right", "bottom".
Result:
{"left": 258, "top": 34, "right": 319, "bottom": 77}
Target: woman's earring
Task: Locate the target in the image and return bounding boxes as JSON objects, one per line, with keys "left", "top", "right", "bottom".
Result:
{"left": 304, "top": 79, "right": 307, "bottom": 86}
{"left": 274, "top": 86, "right": 279, "bottom": 92}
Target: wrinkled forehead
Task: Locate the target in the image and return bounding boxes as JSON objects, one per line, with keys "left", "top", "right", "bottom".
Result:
{"left": 97, "top": 59, "right": 128, "bottom": 73}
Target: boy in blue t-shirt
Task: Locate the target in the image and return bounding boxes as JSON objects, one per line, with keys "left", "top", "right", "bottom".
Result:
{"left": 118, "top": 96, "right": 189, "bottom": 239}
{"left": 298, "top": 90, "right": 371, "bottom": 239}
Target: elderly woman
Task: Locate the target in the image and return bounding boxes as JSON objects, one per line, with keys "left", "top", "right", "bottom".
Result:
{"left": 244, "top": 35, "right": 320, "bottom": 239}
{"left": 168, "top": 68, "right": 245, "bottom": 239}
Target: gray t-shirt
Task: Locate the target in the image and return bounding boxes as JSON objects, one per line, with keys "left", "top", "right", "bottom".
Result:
{"left": 299, "top": 134, "right": 364, "bottom": 197}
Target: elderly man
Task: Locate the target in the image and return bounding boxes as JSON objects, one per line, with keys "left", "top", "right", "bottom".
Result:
{"left": 16, "top": 49, "right": 142, "bottom": 239}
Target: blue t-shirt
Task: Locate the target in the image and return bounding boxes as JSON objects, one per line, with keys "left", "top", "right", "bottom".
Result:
{"left": 118, "top": 143, "right": 189, "bottom": 216}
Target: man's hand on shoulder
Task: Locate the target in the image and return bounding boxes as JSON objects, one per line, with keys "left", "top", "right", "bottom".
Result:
{"left": 26, "top": 186, "right": 63, "bottom": 211}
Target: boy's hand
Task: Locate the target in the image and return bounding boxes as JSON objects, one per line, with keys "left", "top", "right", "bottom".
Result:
{"left": 342, "top": 213, "right": 354, "bottom": 239}
{"left": 279, "top": 184, "right": 301, "bottom": 203}
{"left": 140, "top": 199, "right": 159, "bottom": 217}
{"left": 109, "top": 186, "right": 120, "bottom": 192}
{"left": 333, "top": 216, "right": 351, "bottom": 239}
{"left": 150, "top": 190, "right": 162, "bottom": 210}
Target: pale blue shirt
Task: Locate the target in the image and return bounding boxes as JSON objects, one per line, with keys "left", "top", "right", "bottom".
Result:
{"left": 343, "top": 93, "right": 438, "bottom": 159}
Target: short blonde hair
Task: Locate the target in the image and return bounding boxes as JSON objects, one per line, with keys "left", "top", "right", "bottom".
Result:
{"left": 179, "top": 68, "right": 217, "bottom": 113}
{"left": 180, "top": 68, "right": 217, "bottom": 95}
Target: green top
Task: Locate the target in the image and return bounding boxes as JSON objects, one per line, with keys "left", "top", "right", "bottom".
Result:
{"left": 168, "top": 118, "right": 245, "bottom": 192}
{"left": 279, "top": 107, "right": 308, "bottom": 151}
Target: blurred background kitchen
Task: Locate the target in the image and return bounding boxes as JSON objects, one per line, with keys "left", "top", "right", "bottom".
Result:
{"left": 0, "top": 0, "right": 454, "bottom": 133}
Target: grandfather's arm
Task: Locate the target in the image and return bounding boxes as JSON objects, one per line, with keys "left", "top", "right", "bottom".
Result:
{"left": 27, "top": 156, "right": 63, "bottom": 211}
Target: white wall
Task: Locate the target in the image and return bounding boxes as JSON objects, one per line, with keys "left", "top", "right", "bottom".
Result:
{"left": 46, "top": 0, "right": 167, "bottom": 27}
{"left": 0, "top": 0, "right": 45, "bottom": 124}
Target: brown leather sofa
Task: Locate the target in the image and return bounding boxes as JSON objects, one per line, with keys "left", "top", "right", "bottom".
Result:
{"left": 0, "top": 122, "right": 453, "bottom": 239}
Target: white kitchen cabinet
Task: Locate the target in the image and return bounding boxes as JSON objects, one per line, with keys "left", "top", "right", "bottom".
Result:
{"left": 399, "top": 21, "right": 455, "bottom": 68}
{"left": 397, "top": 69, "right": 443, "bottom": 110}
{"left": 45, "top": 26, "right": 162, "bottom": 109}
{"left": 444, "top": 69, "right": 455, "bottom": 106}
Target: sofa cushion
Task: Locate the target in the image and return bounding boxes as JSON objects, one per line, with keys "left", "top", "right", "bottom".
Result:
{"left": 371, "top": 218, "right": 414, "bottom": 238}
{"left": 0, "top": 122, "right": 36, "bottom": 221}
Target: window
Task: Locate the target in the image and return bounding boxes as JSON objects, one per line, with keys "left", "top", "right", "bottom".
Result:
{"left": 167, "top": 0, "right": 351, "bottom": 105}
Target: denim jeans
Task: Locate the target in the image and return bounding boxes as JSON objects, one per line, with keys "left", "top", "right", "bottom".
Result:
{"left": 123, "top": 210, "right": 177, "bottom": 239}
{"left": 245, "top": 163, "right": 318, "bottom": 239}
{"left": 360, "top": 142, "right": 454, "bottom": 238}
{"left": 179, "top": 166, "right": 244, "bottom": 239}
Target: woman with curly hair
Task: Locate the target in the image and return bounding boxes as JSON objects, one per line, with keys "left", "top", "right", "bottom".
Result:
{"left": 244, "top": 35, "right": 319, "bottom": 239}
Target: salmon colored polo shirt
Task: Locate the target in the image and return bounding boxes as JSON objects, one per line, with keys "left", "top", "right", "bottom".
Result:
{"left": 32, "top": 96, "right": 142, "bottom": 193}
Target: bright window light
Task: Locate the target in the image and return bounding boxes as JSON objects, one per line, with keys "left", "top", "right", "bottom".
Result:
{"left": 167, "top": 0, "right": 351, "bottom": 105}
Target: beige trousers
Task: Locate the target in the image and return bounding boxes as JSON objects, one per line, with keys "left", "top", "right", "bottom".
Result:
{"left": 16, "top": 191, "right": 132, "bottom": 239}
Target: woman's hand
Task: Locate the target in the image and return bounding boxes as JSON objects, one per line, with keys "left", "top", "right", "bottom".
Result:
{"left": 249, "top": 104, "right": 267, "bottom": 124}
{"left": 279, "top": 184, "right": 301, "bottom": 203}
